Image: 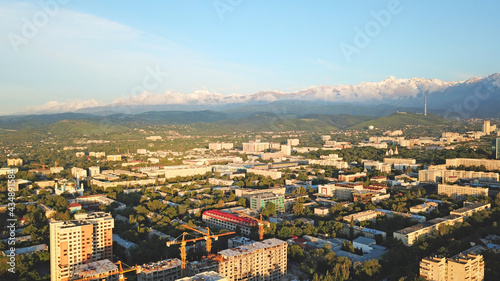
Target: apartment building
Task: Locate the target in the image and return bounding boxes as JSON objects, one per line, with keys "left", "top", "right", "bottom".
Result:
{"left": 446, "top": 158, "right": 500, "bottom": 171}
{"left": 246, "top": 168, "right": 282, "bottom": 179}
{"left": 438, "top": 184, "right": 489, "bottom": 199}
{"left": 338, "top": 173, "right": 367, "bottom": 182}
{"left": 209, "top": 142, "right": 234, "bottom": 151}
{"left": 342, "top": 210, "right": 378, "bottom": 223}
{"left": 394, "top": 215, "right": 464, "bottom": 246}
{"left": 419, "top": 169, "right": 499, "bottom": 183}
{"left": 420, "top": 253, "right": 484, "bottom": 281}
{"left": 242, "top": 140, "right": 270, "bottom": 152}
{"left": 250, "top": 193, "right": 285, "bottom": 212}
{"left": 216, "top": 238, "right": 287, "bottom": 281}
{"left": 7, "top": 158, "right": 23, "bottom": 166}
{"left": 383, "top": 158, "right": 416, "bottom": 165}
{"left": 449, "top": 202, "right": 491, "bottom": 218}
{"left": 107, "top": 155, "right": 122, "bottom": 162}
{"left": 136, "top": 258, "right": 182, "bottom": 281}
{"left": 50, "top": 212, "right": 114, "bottom": 281}
{"left": 419, "top": 256, "right": 447, "bottom": 281}
{"left": 202, "top": 210, "right": 257, "bottom": 236}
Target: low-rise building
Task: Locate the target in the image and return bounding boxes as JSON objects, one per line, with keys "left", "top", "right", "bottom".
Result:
{"left": 438, "top": 184, "right": 489, "bottom": 199}
{"left": 202, "top": 210, "right": 257, "bottom": 236}
{"left": 449, "top": 202, "right": 491, "bottom": 218}
{"left": 314, "top": 207, "right": 330, "bottom": 216}
{"left": 410, "top": 202, "right": 439, "bottom": 214}
{"left": 342, "top": 210, "right": 378, "bottom": 223}
{"left": 394, "top": 215, "right": 463, "bottom": 246}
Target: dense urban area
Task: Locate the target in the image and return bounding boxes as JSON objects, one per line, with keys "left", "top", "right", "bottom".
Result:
{"left": 1, "top": 114, "right": 500, "bottom": 281}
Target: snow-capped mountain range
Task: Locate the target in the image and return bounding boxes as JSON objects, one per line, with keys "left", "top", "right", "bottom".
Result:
{"left": 27, "top": 73, "right": 500, "bottom": 116}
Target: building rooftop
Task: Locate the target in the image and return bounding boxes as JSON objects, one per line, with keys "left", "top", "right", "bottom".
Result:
{"left": 3, "top": 244, "right": 47, "bottom": 256}
{"left": 203, "top": 210, "right": 257, "bottom": 226}
{"left": 138, "top": 258, "right": 181, "bottom": 274}
{"left": 177, "top": 271, "right": 227, "bottom": 281}
{"left": 73, "top": 259, "right": 118, "bottom": 279}
{"left": 218, "top": 238, "right": 285, "bottom": 258}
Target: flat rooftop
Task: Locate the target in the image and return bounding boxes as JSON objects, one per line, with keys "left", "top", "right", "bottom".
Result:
{"left": 218, "top": 238, "right": 285, "bottom": 258}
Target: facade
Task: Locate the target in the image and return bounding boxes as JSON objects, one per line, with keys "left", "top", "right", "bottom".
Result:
{"left": 317, "top": 183, "right": 364, "bottom": 200}
{"left": 419, "top": 169, "right": 499, "bottom": 183}
{"left": 314, "top": 207, "right": 330, "bottom": 216}
{"left": 338, "top": 173, "right": 367, "bottom": 182}
{"left": 216, "top": 238, "right": 287, "bottom": 281}
{"left": 287, "top": 139, "right": 300, "bottom": 146}
{"left": 242, "top": 141, "right": 270, "bottom": 152}
{"left": 50, "top": 212, "right": 114, "bottom": 281}
{"left": 420, "top": 256, "right": 447, "bottom": 281}
{"left": 89, "top": 166, "right": 101, "bottom": 177}
{"left": 246, "top": 168, "right": 282, "bottom": 179}
{"left": 107, "top": 155, "right": 122, "bottom": 162}
{"left": 394, "top": 215, "right": 464, "bottom": 246}
{"left": 163, "top": 166, "right": 212, "bottom": 179}
{"left": 71, "top": 167, "right": 88, "bottom": 179}
{"left": 7, "top": 158, "right": 23, "bottom": 166}
{"left": 438, "top": 184, "right": 489, "bottom": 199}
{"left": 249, "top": 193, "right": 285, "bottom": 212}
{"left": 202, "top": 210, "right": 257, "bottom": 236}
{"left": 446, "top": 158, "right": 500, "bottom": 171}
{"left": 449, "top": 202, "right": 491, "bottom": 218}
{"left": 383, "top": 158, "right": 416, "bottom": 165}
{"left": 420, "top": 253, "right": 484, "bottom": 281}
{"left": 410, "top": 202, "right": 439, "bottom": 214}
{"left": 493, "top": 138, "right": 500, "bottom": 160}
{"left": 342, "top": 210, "right": 378, "bottom": 223}
{"left": 137, "top": 258, "right": 182, "bottom": 281}
{"left": 209, "top": 142, "right": 234, "bottom": 151}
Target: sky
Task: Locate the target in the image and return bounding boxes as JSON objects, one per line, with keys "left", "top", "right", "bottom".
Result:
{"left": 1, "top": 0, "right": 500, "bottom": 115}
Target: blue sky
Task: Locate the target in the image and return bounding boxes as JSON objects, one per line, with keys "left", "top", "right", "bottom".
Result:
{"left": 1, "top": 0, "right": 499, "bottom": 114}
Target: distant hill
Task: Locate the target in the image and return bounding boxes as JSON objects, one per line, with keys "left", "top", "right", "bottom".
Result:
{"left": 348, "top": 112, "right": 450, "bottom": 130}
{"left": 0, "top": 113, "right": 95, "bottom": 130}
{"left": 46, "top": 120, "right": 128, "bottom": 135}
{"left": 104, "top": 110, "right": 229, "bottom": 125}
{"left": 195, "top": 112, "right": 339, "bottom": 134}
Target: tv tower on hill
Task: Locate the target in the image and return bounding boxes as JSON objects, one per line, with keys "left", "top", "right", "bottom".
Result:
{"left": 424, "top": 95, "right": 427, "bottom": 116}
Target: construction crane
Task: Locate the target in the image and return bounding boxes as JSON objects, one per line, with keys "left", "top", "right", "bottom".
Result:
{"left": 33, "top": 163, "right": 47, "bottom": 170}
{"left": 73, "top": 260, "right": 138, "bottom": 281}
{"left": 181, "top": 224, "right": 235, "bottom": 254}
{"left": 166, "top": 232, "right": 206, "bottom": 274}
{"left": 233, "top": 211, "right": 266, "bottom": 240}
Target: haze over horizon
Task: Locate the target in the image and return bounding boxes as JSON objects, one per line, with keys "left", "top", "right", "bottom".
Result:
{"left": 2, "top": 0, "right": 500, "bottom": 114}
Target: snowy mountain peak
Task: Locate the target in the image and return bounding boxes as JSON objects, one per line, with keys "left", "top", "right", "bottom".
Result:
{"left": 26, "top": 73, "right": 499, "bottom": 114}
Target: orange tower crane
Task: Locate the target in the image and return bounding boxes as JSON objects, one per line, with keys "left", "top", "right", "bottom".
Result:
{"left": 181, "top": 224, "right": 235, "bottom": 254}
{"left": 166, "top": 232, "right": 205, "bottom": 274}
{"left": 33, "top": 163, "right": 47, "bottom": 170}
{"left": 233, "top": 211, "right": 266, "bottom": 240}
